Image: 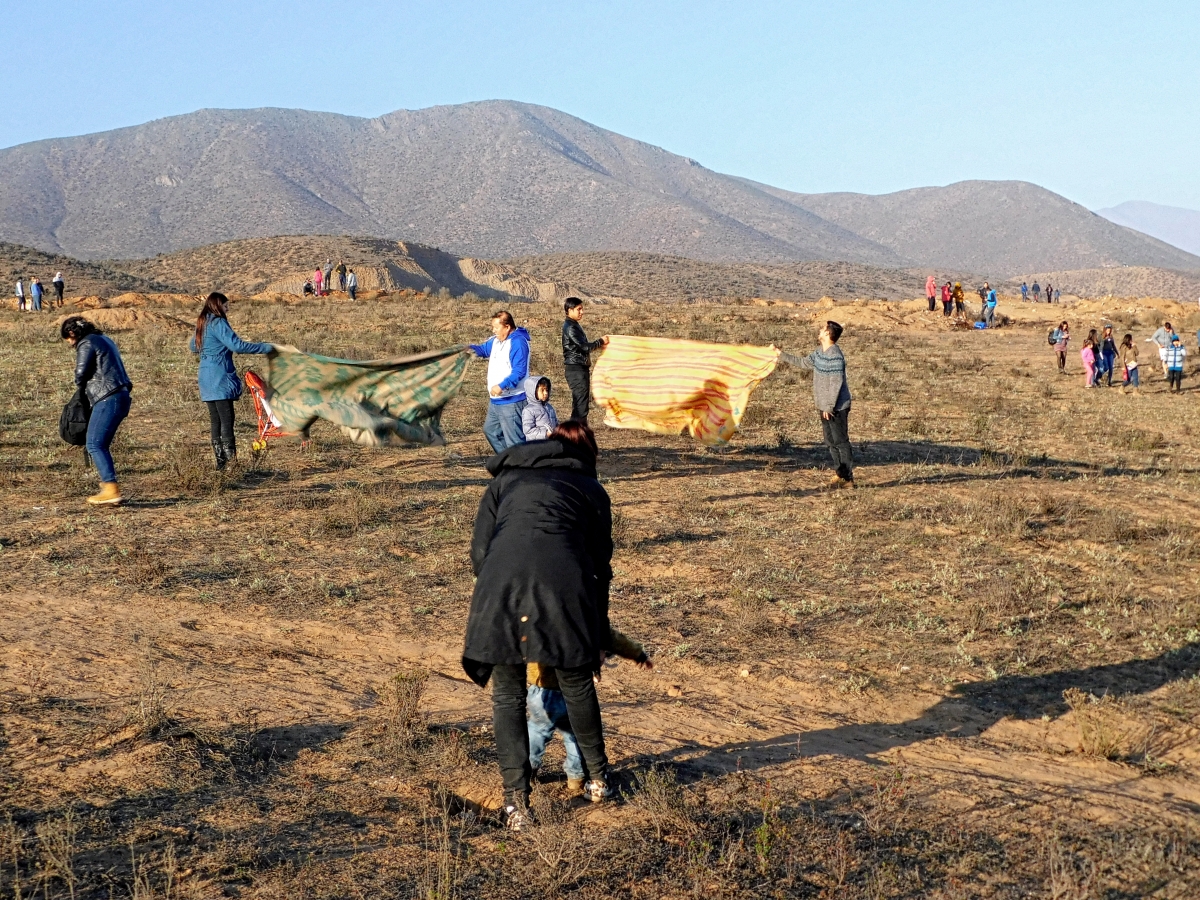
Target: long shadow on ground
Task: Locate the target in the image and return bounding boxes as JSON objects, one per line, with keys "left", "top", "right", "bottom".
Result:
{"left": 640, "top": 642, "right": 1200, "bottom": 798}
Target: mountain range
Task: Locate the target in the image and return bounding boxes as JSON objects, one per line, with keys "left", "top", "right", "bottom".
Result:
{"left": 2, "top": 100, "right": 1198, "bottom": 277}
{"left": 1095, "top": 201, "right": 1200, "bottom": 258}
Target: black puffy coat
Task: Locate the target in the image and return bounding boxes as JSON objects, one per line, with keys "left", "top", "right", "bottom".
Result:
{"left": 562, "top": 319, "right": 604, "bottom": 367}
{"left": 74, "top": 333, "right": 132, "bottom": 405}
{"left": 462, "top": 438, "right": 614, "bottom": 687}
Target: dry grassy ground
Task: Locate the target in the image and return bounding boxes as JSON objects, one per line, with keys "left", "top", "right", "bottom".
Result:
{"left": 2, "top": 294, "right": 1199, "bottom": 899}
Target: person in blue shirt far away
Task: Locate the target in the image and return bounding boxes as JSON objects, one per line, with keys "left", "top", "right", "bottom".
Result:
{"left": 470, "top": 310, "right": 531, "bottom": 453}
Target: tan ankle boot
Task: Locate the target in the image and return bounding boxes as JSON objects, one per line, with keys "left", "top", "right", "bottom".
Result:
{"left": 87, "top": 482, "right": 123, "bottom": 506}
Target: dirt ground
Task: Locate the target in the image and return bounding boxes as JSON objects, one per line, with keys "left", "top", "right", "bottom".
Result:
{"left": 2, "top": 293, "right": 1199, "bottom": 898}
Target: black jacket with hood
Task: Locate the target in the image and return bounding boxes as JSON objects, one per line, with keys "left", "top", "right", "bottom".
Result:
{"left": 74, "top": 333, "right": 133, "bottom": 405}
{"left": 462, "top": 438, "right": 614, "bottom": 687}
{"left": 562, "top": 318, "right": 605, "bottom": 367}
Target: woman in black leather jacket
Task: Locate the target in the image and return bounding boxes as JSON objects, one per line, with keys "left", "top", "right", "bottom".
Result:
{"left": 61, "top": 316, "right": 132, "bottom": 505}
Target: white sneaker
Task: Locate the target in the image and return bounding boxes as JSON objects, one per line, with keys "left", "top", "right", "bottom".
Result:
{"left": 582, "top": 779, "right": 612, "bottom": 803}
{"left": 504, "top": 802, "right": 535, "bottom": 832}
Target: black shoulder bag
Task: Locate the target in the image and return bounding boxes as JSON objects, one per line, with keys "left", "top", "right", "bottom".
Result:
{"left": 59, "top": 387, "right": 91, "bottom": 446}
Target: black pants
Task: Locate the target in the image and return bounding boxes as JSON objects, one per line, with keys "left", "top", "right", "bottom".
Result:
{"left": 490, "top": 663, "right": 608, "bottom": 802}
{"left": 564, "top": 364, "right": 591, "bottom": 421}
{"left": 1168, "top": 370, "right": 1183, "bottom": 391}
{"left": 821, "top": 407, "right": 854, "bottom": 480}
{"left": 54, "top": 284, "right": 64, "bottom": 303}
{"left": 927, "top": 296, "right": 936, "bottom": 311}
{"left": 206, "top": 399, "right": 236, "bottom": 459}
{"left": 942, "top": 301, "right": 952, "bottom": 317}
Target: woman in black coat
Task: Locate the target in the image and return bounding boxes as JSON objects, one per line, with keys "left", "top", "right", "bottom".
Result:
{"left": 462, "top": 421, "right": 614, "bottom": 830}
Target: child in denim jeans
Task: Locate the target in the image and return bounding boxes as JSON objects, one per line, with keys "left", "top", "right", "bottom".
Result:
{"left": 527, "top": 628, "right": 651, "bottom": 793}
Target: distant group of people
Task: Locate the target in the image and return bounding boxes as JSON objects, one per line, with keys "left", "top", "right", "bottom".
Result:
{"left": 1049, "top": 319, "right": 1192, "bottom": 393}
{"left": 303, "top": 260, "right": 357, "bottom": 299}
{"left": 1020, "top": 281, "right": 1060, "bottom": 303}
{"left": 15, "top": 273, "right": 65, "bottom": 311}
{"left": 925, "top": 276, "right": 998, "bottom": 326}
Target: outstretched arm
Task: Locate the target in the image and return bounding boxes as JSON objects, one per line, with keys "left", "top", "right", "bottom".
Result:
{"left": 211, "top": 317, "right": 272, "bottom": 354}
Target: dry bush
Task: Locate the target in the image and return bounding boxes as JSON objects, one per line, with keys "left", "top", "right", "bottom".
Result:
{"left": 1063, "top": 688, "right": 1149, "bottom": 761}
{"left": 629, "top": 766, "right": 699, "bottom": 840}
{"left": 382, "top": 667, "right": 428, "bottom": 755}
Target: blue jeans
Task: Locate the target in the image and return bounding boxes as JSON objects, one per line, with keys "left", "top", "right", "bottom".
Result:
{"left": 1124, "top": 366, "right": 1140, "bottom": 387}
{"left": 527, "top": 685, "right": 584, "bottom": 780}
{"left": 483, "top": 399, "right": 526, "bottom": 453}
{"left": 86, "top": 388, "right": 131, "bottom": 482}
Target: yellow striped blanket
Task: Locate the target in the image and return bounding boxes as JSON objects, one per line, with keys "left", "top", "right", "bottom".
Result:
{"left": 591, "top": 335, "right": 780, "bottom": 445}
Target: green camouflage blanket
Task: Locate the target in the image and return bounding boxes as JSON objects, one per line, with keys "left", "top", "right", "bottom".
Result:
{"left": 261, "top": 345, "right": 471, "bottom": 447}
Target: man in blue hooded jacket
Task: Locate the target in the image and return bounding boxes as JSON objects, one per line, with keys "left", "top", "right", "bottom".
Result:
{"left": 470, "top": 311, "right": 530, "bottom": 452}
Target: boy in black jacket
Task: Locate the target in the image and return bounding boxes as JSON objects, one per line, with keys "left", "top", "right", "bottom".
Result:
{"left": 561, "top": 297, "right": 609, "bottom": 421}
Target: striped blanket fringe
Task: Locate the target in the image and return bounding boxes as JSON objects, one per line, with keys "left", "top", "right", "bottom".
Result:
{"left": 262, "top": 345, "right": 471, "bottom": 447}
{"left": 591, "top": 335, "right": 780, "bottom": 445}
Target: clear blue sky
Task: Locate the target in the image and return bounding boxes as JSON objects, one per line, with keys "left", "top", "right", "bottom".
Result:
{"left": 6, "top": 0, "right": 1197, "bottom": 209}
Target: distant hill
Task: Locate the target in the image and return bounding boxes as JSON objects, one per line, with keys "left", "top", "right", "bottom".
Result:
{"left": 110, "top": 235, "right": 590, "bottom": 303}
{"left": 6, "top": 101, "right": 1200, "bottom": 276}
{"left": 753, "top": 180, "right": 1200, "bottom": 276}
{"left": 504, "top": 252, "right": 930, "bottom": 303}
{"left": 0, "top": 242, "right": 167, "bottom": 300}
{"left": 1095, "top": 201, "right": 1200, "bottom": 258}
{"left": 0, "top": 102, "right": 900, "bottom": 267}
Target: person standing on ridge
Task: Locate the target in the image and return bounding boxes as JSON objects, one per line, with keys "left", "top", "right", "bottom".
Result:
{"left": 1032, "top": 281, "right": 1041, "bottom": 303}
{"left": 1045, "top": 283, "right": 1053, "bottom": 308}
{"left": 313, "top": 267, "right": 324, "bottom": 297}
{"left": 346, "top": 269, "right": 357, "bottom": 301}
{"left": 29, "top": 278, "right": 43, "bottom": 312}
{"left": 470, "top": 310, "right": 531, "bottom": 452}
{"left": 561, "top": 297, "right": 609, "bottom": 421}
{"left": 952, "top": 282, "right": 966, "bottom": 319}
{"left": 1021, "top": 282, "right": 1029, "bottom": 303}
{"left": 336, "top": 260, "right": 347, "bottom": 292}
{"left": 52, "top": 272, "right": 65, "bottom": 306}
{"left": 15, "top": 278, "right": 25, "bottom": 311}
{"left": 323, "top": 261, "right": 334, "bottom": 296}
{"left": 941, "top": 281, "right": 952, "bottom": 317}
{"left": 984, "top": 285, "right": 998, "bottom": 327}
{"left": 926, "top": 275, "right": 937, "bottom": 312}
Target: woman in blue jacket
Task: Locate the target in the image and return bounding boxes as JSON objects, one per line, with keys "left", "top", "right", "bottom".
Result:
{"left": 191, "top": 292, "right": 273, "bottom": 468}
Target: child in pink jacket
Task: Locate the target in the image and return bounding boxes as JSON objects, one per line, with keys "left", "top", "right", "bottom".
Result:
{"left": 1080, "top": 338, "right": 1097, "bottom": 387}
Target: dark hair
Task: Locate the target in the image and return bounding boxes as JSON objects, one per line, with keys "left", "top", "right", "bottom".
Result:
{"left": 551, "top": 420, "right": 598, "bottom": 464}
{"left": 1121, "top": 333, "right": 1133, "bottom": 348}
{"left": 1060, "top": 321, "right": 1069, "bottom": 329}
{"left": 195, "top": 292, "right": 229, "bottom": 353}
{"left": 492, "top": 310, "right": 515, "bottom": 329}
{"left": 60, "top": 316, "right": 98, "bottom": 341}
{"left": 825, "top": 321, "right": 844, "bottom": 343}
{"left": 1164, "top": 322, "right": 1173, "bottom": 330}
{"left": 536, "top": 376, "right": 551, "bottom": 396}
{"left": 1086, "top": 328, "right": 1098, "bottom": 344}
{"left": 564, "top": 296, "right": 584, "bottom": 314}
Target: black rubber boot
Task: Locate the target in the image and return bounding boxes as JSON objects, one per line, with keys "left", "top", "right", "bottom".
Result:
{"left": 222, "top": 441, "right": 238, "bottom": 467}
{"left": 212, "top": 440, "right": 227, "bottom": 470}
